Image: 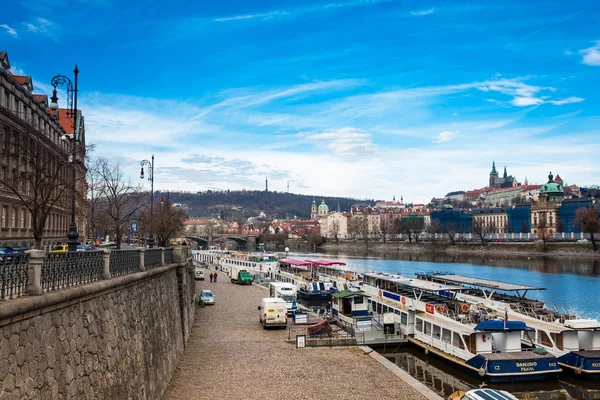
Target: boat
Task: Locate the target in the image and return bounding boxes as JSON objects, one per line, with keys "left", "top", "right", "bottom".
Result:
{"left": 448, "top": 389, "right": 518, "bottom": 400}
{"left": 417, "top": 272, "right": 600, "bottom": 379}
{"left": 194, "top": 248, "right": 279, "bottom": 277}
{"left": 361, "top": 272, "right": 562, "bottom": 382}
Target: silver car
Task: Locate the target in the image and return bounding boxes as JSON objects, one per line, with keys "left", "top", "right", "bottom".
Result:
{"left": 200, "top": 289, "right": 215, "bottom": 305}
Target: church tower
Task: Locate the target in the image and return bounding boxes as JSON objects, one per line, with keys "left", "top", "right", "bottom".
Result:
{"left": 489, "top": 161, "right": 499, "bottom": 186}
{"left": 311, "top": 200, "right": 317, "bottom": 220}
{"left": 265, "top": 177, "right": 268, "bottom": 192}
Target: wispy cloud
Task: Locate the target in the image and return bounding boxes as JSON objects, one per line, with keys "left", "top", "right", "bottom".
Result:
{"left": 0, "top": 24, "right": 17, "bottom": 38}
{"left": 214, "top": 11, "right": 290, "bottom": 22}
{"left": 26, "top": 17, "right": 54, "bottom": 33}
{"left": 435, "top": 130, "right": 458, "bottom": 143}
{"left": 548, "top": 97, "right": 584, "bottom": 106}
{"left": 214, "top": 0, "right": 391, "bottom": 23}
{"left": 297, "top": 127, "right": 377, "bottom": 157}
{"left": 579, "top": 41, "right": 600, "bottom": 66}
{"left": 411, "top": 7, "right": 435, "bottom": 16}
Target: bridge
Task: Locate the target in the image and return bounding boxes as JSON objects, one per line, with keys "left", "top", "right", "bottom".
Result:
{"left": 0, "top": 246, "right": 195, "bottom": 399}
{"left": 186, "top": 233, "right": 259, "bottom": 250}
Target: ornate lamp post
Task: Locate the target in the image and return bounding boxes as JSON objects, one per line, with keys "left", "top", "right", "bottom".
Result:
{"left": 50, "top": 66, "right": 80, "bottom": 253}
{"left": 140, "top": 155, "right": 155, "bottom": 248}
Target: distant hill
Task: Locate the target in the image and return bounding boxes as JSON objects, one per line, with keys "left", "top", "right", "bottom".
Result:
{"left": 160, "top": 190, "right": 373, "bottom": 220}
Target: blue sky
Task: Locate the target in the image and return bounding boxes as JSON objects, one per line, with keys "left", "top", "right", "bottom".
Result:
{"left": 2, "top": 0, "right": 600, "bottom": 204}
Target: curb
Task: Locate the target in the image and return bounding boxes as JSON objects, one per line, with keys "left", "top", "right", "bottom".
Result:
{"left": 359, "top": 345, "right": 443, "bottom": 400}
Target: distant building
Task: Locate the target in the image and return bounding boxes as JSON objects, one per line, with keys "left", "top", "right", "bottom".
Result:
{"left": 472, "top": 208, "right": 508, "bottom": 234}
{"left": 489, "top": 161, "right": 518, "bottom": 189}
{"left": 530, "top": 172, "right": 564, "bottom": 234}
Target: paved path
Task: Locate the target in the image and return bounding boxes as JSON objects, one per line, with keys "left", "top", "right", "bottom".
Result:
{"left": 163, "top": 270, "right": 436, "bottom": 400}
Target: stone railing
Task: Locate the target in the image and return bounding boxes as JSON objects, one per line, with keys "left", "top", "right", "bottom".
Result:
{"left": 0, "top": 246, "right": 189, "bottom": 299}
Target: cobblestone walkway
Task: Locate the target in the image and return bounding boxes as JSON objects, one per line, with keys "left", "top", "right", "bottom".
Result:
{"left": 163, "top": 270, "right": 429, "bottom": 400}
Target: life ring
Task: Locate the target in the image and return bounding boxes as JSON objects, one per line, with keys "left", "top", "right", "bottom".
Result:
{"left": 460, "top": 303, "right": 470, "bottom": 313}
{"left": 435, "top": 305, "right": 445, "bottom": 314}
{"left": 482, "top": 335, "right": 487, "bottom": 342}
{"left": 401, "top": 296, "right": 406, "bottom": 305}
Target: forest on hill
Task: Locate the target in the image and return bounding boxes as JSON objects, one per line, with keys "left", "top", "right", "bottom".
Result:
{"left": 161, "top": 190, "right": 374, "bottom": 220}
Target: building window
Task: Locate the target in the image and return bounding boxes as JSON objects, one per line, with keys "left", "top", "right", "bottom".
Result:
{"left": 20, "top": 208, "right": 25, "bottom": 229}
{"left": 11, "top": 207, "right": 17, "bottom": 228}
{"left": 28, "top": 211, "right": 32, "bottom": 229}
{"left": 1, "top": 206, "right": 7, "bottom": 228}
{"left": 3, "top": 90, "right": 8, "bottom": 109}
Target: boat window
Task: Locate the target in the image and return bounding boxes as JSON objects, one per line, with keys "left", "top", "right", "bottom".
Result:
{"left": 382, "top": 305, "right": 388, "bottom": 313}
{"left": 442, "top": 328, "right": 451, "bottom": 343}
{"left": 401, "top": 312, "right": 408, "bottom": 326}
{"left": 416, "top": 318, "right": 423, "bottom": 332}
{"left": 551, "top": 332, "right": 564, "bottom": 350}
{"left": 394, "top": 309, "right": 401, "bottom": 315}
{"left": 376, "top": 302, "right": 382, "bottom": 314}
{"left": 432, "top": 325, "right": 441, "bottom": 339}
{"left": 354, "top": 296, "right": 363, "bottom": 304}
{"left": 424, "top": 321, "right": 432, "bottom": 335}
{"left": 452, "top": 332, "right": 463, "bottom": 349}
{"left": 537, "top": 330, "right": 553, "bottom": 347}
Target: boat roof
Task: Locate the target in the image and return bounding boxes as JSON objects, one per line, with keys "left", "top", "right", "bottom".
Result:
{"left": 332, "top": 290, "right": 367, "bottom": 299}
{"left": 306, "top": 258, "right": 347, "bottom": 266}
{"left": 427, "top": 274, "right": 546, "bottom": 292}
{"left": 364, "top": 272, "right": 466, "bottom": 292}
{"left": 463, "top": 389, "right": 519, "bottom": 400}
{"left": 278, "top": 258, "right": 312, "bottom": 267}
{"left": 475, "top": 320, "right": 529, "bottom": 332}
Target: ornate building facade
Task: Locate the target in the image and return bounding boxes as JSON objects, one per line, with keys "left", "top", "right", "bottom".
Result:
{"left": 0, "top": 51, "right": 87, "bottom": 249}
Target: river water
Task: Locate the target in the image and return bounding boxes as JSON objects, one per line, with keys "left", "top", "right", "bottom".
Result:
{"left": 291, "top": 250, "right": 600, "bottom": 399}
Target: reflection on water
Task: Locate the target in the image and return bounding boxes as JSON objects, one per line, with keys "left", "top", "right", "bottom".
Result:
{"left": 380, "top": 346, "right": 600, "bottom": 400}
{"left": 293, "top": 250, "right": 600, "bottom": 319}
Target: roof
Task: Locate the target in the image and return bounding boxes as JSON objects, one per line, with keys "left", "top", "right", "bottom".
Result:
{"left": 332, "top": 290, "right": 366, "bottom": 299}
{"left": 427, "top": 274, "right": 545, "bottom": 292}
{"left": 475, "top": 320, "right": 528, "bottom": 332}
{"left": 305, "top": 258, "right": 346, "bottom": 266}
{"left": 33, "top": 94, "right": 48, "bottom": 105}
{"left": 364, "top": 272, "right": 466, "bottom": 292}
{"left": 463, "top": 389, "right": 519, "bottom": 400}
{"left": 278, "top": 258, "right": 312, "bottom": 267}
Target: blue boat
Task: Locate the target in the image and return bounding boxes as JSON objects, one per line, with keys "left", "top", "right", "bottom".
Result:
{"left": 297, "top": 281, "right": 337, "bottom": 301}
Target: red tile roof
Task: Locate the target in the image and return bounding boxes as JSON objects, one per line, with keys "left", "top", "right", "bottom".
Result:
{"left": 53, "top": 108, "right": 75, "bottom": 134}
{"left": 33, "top": 94, "right": 48, "bottom": 106}
{"left": 7, "top": 71, "right": 32, "bottom": 89}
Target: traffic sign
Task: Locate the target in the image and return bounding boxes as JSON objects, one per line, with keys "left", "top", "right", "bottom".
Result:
{"left": 96, "top": 232, "right": 101, "bottom": 239}
{"left": 130, "top": 221, "right": 138, "bottom": 233}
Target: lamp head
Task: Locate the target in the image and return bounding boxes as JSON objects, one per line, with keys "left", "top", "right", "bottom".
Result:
{"left": 60, "top": 134, "right": 72, "bottom": 142}
{"left": 140, "top": 167, "right": 144, "bottom": 179}
{"left": 49, "top": 88, "right": 59, "bottom": 111}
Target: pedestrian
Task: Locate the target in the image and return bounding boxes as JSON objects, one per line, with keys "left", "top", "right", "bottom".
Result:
{"left": 209, "top": 273, "right": 213, "bottom": 283}
{"left": 213, "top": 272, "right": 218, "bottom": 283}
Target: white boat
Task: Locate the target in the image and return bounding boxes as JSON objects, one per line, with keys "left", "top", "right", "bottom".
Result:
{"left": 417, "top": 273, "right": 600, "bottom": 379}
{"left": 194, "top": 248, "right": 279, "bottom": 277}
{"left": 361, "top": 272, "right": 562, "bottom": 383}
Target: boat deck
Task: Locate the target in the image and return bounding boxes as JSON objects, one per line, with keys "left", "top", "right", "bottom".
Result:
{"left": 481, "top": 351, "right": 556, "bottom": 361}
{"left": 572, "top": 350, "right": 600, "bottom": 358}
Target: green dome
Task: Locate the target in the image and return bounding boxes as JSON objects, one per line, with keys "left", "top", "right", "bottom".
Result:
{"left": 318, "top": 199, "right": 329, "bottom": 212}
{"left": 540, "top": 172, "right": 564, "bottom": 195}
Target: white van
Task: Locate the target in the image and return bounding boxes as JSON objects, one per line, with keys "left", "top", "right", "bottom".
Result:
{"left": 268, "top": 282, "right": 297, "bottom": 315}
{"left": 258, "top": 298, "right": 287, "bottom": 329}
{"left": 194, "top": 268, "right": 205, "bottom": 280}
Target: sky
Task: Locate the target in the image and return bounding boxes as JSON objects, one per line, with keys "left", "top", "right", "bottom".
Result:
{"left": 2, "top": 0, "right": 600, "bottom": 204}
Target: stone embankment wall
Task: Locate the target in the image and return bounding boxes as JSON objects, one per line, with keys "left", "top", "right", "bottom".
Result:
{"left": 0, "top": 260, "right": 195, "bottom": 399}
{"left": 318, "top": 241, "right": 599, "bottom": 258}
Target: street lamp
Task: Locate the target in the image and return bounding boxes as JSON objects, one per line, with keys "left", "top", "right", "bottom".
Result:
{"left": 285, "top": 246, "right": 289, "bottom": 258}
{"left": 140, "top": 155, "right": 155, "bottom": 248}
{"left": 50, "top": 66, "right": 80, "bottom": 253}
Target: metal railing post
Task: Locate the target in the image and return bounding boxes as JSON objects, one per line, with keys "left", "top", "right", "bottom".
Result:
{"left": 26, "top": 250, "right": 44, "bottom": 295}
{"left": 139, "top": 248, "right": 146, "bottom": 271}
{"left": 102, "top": 249, "right": 111, "bottom": 280}
{"left": 160, "top": 247, "right": 165, "bottom": 266}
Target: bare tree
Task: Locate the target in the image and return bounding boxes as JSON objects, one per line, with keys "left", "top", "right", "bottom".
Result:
{"left": 307, "top": 231, "right": 324, "bottom": 251}
{"left": 442, "top": 222, "right": 458, "bottom": 245}
{"left": 380, "top": 216, "right": 392, "bottom": 243}
{"left": 0, "top": 129, "right": 72, "bottom": 249}
{"left": 142, "top": 198, "right": 188, "bottom": 247}
{"left": 575, "top": 206, "right": 599, "bottom": 251}
{"left": 97, "top": 158, "right": 145, "bottom": 249}
{"left": 330, "top": 220, "right": 340, "bottom": 243}
{"left": 235, "top": 212, "right": 246, "bottom": 233}
{"left": 427, "top": 219, "right": 442, "bottom": 246}
{"left": 534, "top": 217, "right": 551, "bottom": 247}
{"left": 86, "top": 157, "right": 104, "bottom": 245}
{"left": 472, "top": 218, "right": 495, "bottom": 245}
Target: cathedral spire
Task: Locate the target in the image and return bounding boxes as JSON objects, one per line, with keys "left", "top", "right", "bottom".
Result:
{"left": 503, "top": 166, "right": 507, "bottom": 178}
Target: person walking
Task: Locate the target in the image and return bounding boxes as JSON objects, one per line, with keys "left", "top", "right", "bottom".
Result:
{"left": 209, "top": 273, "right": 214, "bottom": 283}
{"left": 213, "top": 272, "right": 218, "bottom": 283}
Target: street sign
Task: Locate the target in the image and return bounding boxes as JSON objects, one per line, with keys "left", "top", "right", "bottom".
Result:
{"left": 96, "top": 232, "right": 101, "bottom": 239}
{"left": 130, "top": 221, "right": 138, "bottom": 233}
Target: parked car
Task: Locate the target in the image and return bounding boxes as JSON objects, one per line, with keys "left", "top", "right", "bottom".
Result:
{"left": 194, "top": 267, "right": 205, "bottom": 280}
{"left": 200, "top": 289, "right": 214, "bottom": 305}
{"left": 50, "top": 244, "right": 68, "bottom": 253}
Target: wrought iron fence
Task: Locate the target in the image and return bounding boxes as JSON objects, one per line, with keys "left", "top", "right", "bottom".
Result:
{"left": 41, "top": 251, "right": 104, "bottom": 292}
{"left": 109, "top": 250, "right": 140, "bottom": 277}
{"left": 144, "top": 249, "right": 162, "bottom": 269}
{"left": 0, "top": 254, "right": 30, "bottom": 300}
{"left": 164, "top": 248, "right": 174, "bottom": 265}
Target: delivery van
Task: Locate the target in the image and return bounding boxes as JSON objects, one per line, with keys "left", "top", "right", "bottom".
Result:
{"left": 258, "top": 298, "right": 287, "bottom": 329}
{"left": 268, "top": 282, "right": 298, "bottom": 315}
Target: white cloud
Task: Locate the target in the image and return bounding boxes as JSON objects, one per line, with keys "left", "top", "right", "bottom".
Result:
{"left": 411, "top": 7, "right": 435, "bottom": 16}
{"left": 214, "top": 11, "right": 290, "bottom": 22}
{"left": 435, "top": 130, "right": 458, "bottom": 143}
{"left": 512, "top": 97, "right": 544, "bottom": 107}
{"left": 0, "top": 24, "right": 17, "bottom": 37}
{"left": 297, "top": 127, "right": 377, "bottom": 157}
{"left": 548, "top": 96, "right": 584, "bottom": 105}
{"left": 579, "top": 41, "right": 600, "bottom": 66}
